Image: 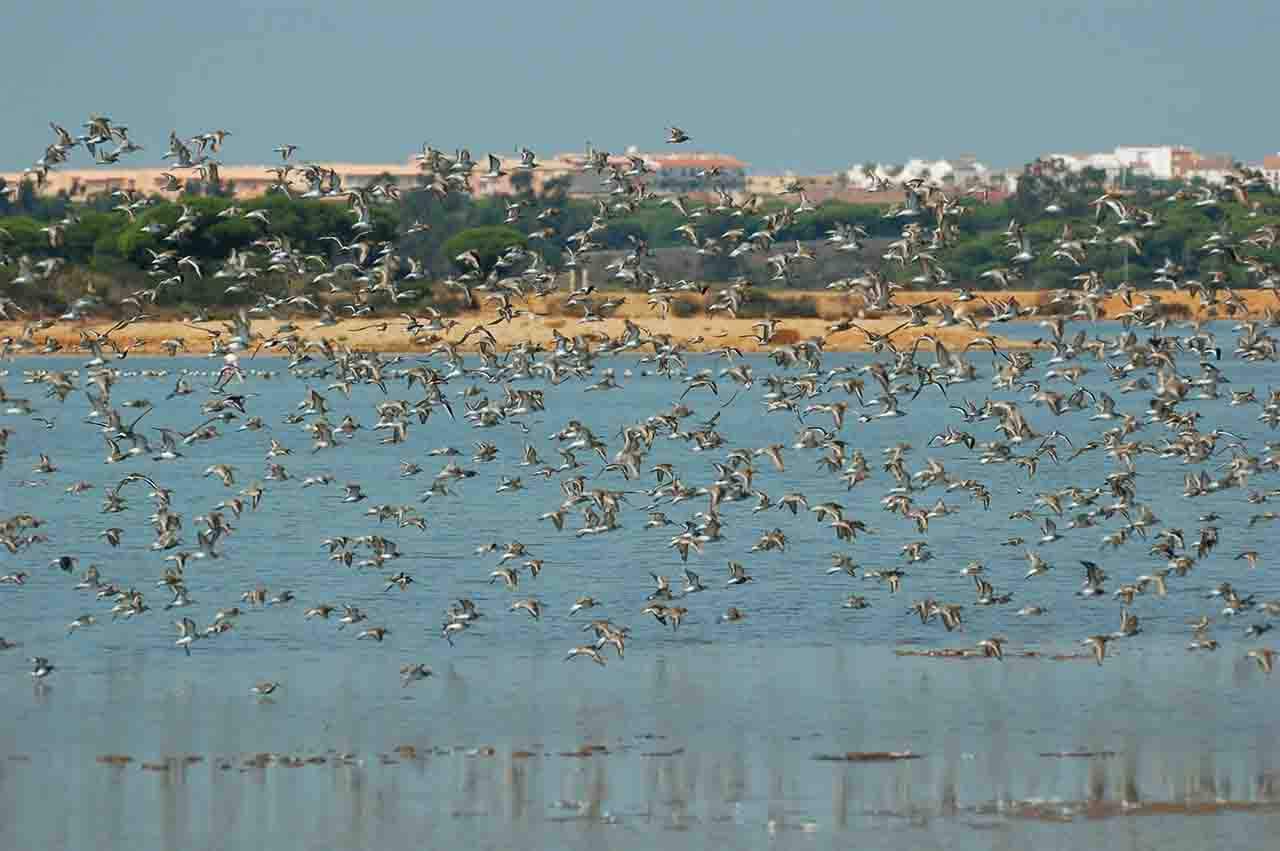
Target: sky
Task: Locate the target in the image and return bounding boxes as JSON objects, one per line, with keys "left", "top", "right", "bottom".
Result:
{"left": 2, "top": 0, "right": 1277, "bottom": 175}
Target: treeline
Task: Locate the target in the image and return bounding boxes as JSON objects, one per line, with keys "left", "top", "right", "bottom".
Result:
{"left": 1, "top": 168, "right": 1279, "bottom": 312}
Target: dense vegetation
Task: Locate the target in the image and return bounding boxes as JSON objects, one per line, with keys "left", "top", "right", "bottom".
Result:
{"left": 1, "top": 164, "right": 1278, "bottom": 315}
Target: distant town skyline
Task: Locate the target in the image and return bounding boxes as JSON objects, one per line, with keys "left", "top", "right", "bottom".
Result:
{"left": 2, "top": 1, "right": 1278, "bottom": 174}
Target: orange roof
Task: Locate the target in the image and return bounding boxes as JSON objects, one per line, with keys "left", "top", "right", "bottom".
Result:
{"left": 651, "top": 156, "right": 747, "bottom": 170}
{"left": 1263, "top": 154, "right": 1280, "bottom": 170}
{"left": 1, "top": 160, "right": 422, "bottom": 183}
{"left": 545, "top": 151, "right": 749, "bottom": 170}
{"left": 1188, "top": 154, "right": 1233, "bottom": 170}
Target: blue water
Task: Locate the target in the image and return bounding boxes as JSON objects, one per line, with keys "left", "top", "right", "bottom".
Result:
{"left": 3, "top": 328, "right": 1280, "bottom": 849}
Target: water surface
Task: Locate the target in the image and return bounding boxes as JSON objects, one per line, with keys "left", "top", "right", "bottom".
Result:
{"left": 2, "top": 337, "right": 1279, "bottom": 849}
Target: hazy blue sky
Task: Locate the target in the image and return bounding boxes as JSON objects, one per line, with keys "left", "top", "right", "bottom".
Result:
{"left": 3, "top": 0, "right": 1277, "bottom": 174}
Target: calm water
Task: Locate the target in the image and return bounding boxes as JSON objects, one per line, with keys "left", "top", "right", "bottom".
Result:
{"left": 3, "top": 327, "right": 1280, "bottom": 849}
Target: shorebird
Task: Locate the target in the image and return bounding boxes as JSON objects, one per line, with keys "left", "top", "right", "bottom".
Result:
{"left": 1114, "top": 610, "right": 1141, "bottom": 638}
{"left": 250, "top": 681, "right": 280, "bottom": 697}
{"left": 647, "top": 573, "right": 673, "bottom": 600}
{"left": 725, "top": 562, "right": 754, "bottom": 586}
{"left": 203, "top": 464, "right": 235, "bottom": 486}
{"left": 489, "top": 566, "right": 519, "bottom": 589}
{"left": 828, "top": 554, "right": 860, "bottom": 577}
{"left": 337, "top": 605, "right": 366, "bottom": 629}
{"left": 681, "top": 569, "right": 706, "bottom": 594}
{"left": 385, "top": 572, "right": 413, "bottom": 592}
{"left": 977, "top": 637, "right": 1005, "bottom": 660}
{"left": 442, "top": 620, "right": 469, "bottom": 646}
{"left": 1024, "top": 551, "right": 1053, "bottom": 580}
{"left": 400, "top": 664, "right": 432, "bottom": 686}
{"left": 569, "top": 596, "right": 597, "bottom": 616}
{"left": 174, "top": 617, "right": 201, "bottom": 655}
{"left": 1082, "top": 635, "right": 1112, "bottom": 666}
{"left": 1247, "top": 648, "right": 1276, "bottom": 674}
{"left": 67, "top": 614, "right": 95, "bottom": 635}
{"left": 566, "top": 645, "right": 607, "bottom": 666}
{"left": 509, "top": 598, "right": 542, "bottom": 619}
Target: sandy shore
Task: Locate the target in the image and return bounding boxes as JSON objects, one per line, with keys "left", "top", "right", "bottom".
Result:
{"left": 1, "top": 288, "right": 1271, "bottom": 357}
{"left": 1, "top": 314, "right": 1014, "bottom": 357}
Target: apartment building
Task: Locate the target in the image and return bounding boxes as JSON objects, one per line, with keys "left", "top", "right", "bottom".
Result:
{"left": 0, "top": 160, "right": 425, "bottom": 200}
{"left": 1261, "top": 154, "right": 1280, "bottom": 192}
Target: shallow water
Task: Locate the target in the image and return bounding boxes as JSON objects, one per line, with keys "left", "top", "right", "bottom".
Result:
{"left": 2, "top": 332, "right": 1280, "bottom": 849}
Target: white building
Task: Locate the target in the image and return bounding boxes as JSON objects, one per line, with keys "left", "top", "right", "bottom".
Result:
{"left": 845, "top": 156, "right": 991, "bottom": 188}
{"left": 1262, "top": 155, "right": 1280, "bottom": 191}
{"left": 1181, "top": 167, "right": 1232, "bottom": 186}
{"left": 1112, "top": 146, "right": 1178, "bottom": 180}
{"left": 1047, "top": 145, "right": 1189, "bottom": 182}
{"left": 1048, "top": 151, "right": 1126, "bottom": 181}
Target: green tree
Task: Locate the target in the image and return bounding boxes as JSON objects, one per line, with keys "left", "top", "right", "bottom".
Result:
{"left": 17, "top": 179, "right": 37, "bottom": 215}
{"left": 538, "top": 174, "right": 572, "bottom": 205}
{"left": 0, "top": 215, "right": 45, "bottom": 255}
{"left": 442, "top": 225, "right": 528, "bottom": 275}
{"left": 510, "top": 171, "right": 534, "bottom": 196}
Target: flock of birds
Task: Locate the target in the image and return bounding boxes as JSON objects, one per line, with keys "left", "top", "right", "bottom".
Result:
{"left": 3, "top": 116, "right": 1280, "bottom": 701}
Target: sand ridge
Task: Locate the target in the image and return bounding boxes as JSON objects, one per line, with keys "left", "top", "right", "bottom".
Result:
{"left": 0, "top": 288, "right": 1271, "bottom": 357}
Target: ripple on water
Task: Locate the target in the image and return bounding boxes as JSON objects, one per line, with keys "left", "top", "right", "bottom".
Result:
{"left": 1, "top": 348, "right": 1279, "bottom": 850}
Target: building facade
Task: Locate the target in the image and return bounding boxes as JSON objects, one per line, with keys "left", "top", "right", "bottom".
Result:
{"left": 1049, "top": 145, "right": 1201, "bottom": 182}
{"left": 0, "top": 149, "right": 751, "bottom": 202}
{"left": 845, "top": 156, "right": 992, "bottom": 189}
{"left": 1112, "top": 145, "right": 1180, "bottom": 180}
{"left": 0, "top": 161, "right": 426, "bottom": 200}
{"left": 1171, "top": 152, "right": 1234, "bottom": 183}
{"left": 1261, "top": 155, "right": 1280, "bottom": 192}
{"left": 646, "top": 153, "right": 748, "bottom": 195}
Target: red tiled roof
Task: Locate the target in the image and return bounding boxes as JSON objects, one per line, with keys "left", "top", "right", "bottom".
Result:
{"left": 651, "top": 156, "right": 747, "bottom": 170}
